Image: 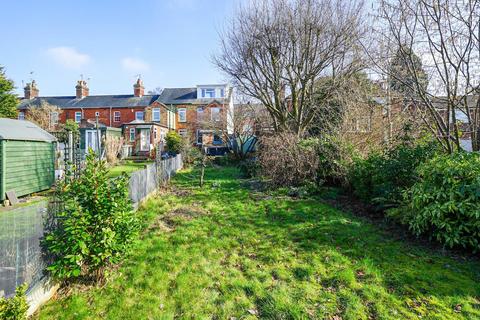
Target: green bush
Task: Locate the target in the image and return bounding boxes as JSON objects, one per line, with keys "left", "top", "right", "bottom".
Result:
{"left": 44, "top": 151, "right": 139, "bottom": 281}
{"left": 394, "top": 152, "right": 480, "bottom": 251}
{"left": 0, "top": 284, "right": 28, "bottom": 320}
{"left": 181, "top": 141, "right": 202, "bottom": 167}
{"left": 313, "top": 135, "right": 352, "bottom": 187}
{"left": 349, "top": 140, "right": 439, "bottom": 209}
{"left": 238, "top": 157, "right": 259, "bottom": 178}
{"left": 165, "top": 131, "right": 183, "bottom": 154}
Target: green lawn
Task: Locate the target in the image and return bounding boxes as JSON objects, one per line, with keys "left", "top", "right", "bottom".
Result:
{"left": 106, "top": 160, "right": 153, "bottom": 178}
{"left": 37, "top": 167, "right": 480, "bottom": 319}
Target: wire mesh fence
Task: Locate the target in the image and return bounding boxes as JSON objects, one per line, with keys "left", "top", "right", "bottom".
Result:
{"left": 0, "top": 154, "right": 183, "bottom": 298}
{"left": 129, "top": 154, "right": 183, "bottom": 204}
{"left": 0, "top": 201, "right": 48, "bottom": 298}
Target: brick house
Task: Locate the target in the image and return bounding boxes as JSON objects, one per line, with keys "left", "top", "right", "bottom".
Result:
{"left": 160, "top": 84, "right": 233, "bottom": 150}
{"left": 18, "top": 79, "right": 233, "bottom": 156}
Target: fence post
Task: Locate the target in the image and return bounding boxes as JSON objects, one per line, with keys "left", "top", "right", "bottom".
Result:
{"left": 68, "top": 131, "right": 73, "bottom": 163}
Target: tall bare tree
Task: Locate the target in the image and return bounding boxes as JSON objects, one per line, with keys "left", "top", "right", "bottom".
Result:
{"left": 214, "top": 0, "right": 366, "bottom": 136}
{"left": 371, "top": 0, "right": 480, "bottom": 153}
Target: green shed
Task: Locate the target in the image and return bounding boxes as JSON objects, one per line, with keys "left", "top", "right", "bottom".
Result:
{"left": 0, "top": 118, "right": 57, "bottom": 201}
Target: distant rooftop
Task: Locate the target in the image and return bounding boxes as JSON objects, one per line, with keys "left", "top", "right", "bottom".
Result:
{"left": 19, "top": 86, "right": 230, "bottom": 110}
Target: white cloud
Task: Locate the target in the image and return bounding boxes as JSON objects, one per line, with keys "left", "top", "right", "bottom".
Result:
{"left": 121, "top": 57, "right": 150, "bottom": 73}
{"left": 46, "top": 47, "right": 91, "bottom": 69}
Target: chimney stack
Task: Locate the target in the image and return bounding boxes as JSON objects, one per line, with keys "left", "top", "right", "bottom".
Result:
{"left": 24, "top": 80, "right": 39, "bottom": 99}
{"left": 76, "top": 80, "right": 89, "bottom": 99}
{"left": 133, "top": 78, "right": 145, "bottom": 97}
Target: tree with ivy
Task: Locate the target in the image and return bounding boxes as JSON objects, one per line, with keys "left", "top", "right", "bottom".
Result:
{"left": 388, "top": 46, "right": 428, "bottom": 100}
{"left": 0, "top": 66, "right": 18, "bottom": 119}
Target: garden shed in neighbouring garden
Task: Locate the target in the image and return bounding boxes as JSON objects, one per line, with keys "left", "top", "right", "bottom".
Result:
{"left": 0, "top": 118, "right": 57, "bottom": 201}
{"left": 79, "top": 120, "right": 122, "bottom": 155}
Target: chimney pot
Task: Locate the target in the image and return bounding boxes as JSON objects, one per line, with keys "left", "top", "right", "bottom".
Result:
{"left": 76, "top": 80, "right": 89, "bottom": 99}
{"left": 134, "top": 78, "right": 145, "bottom": 97}
{"left": 24, "top": 80, "right": 39, "bottom": 99}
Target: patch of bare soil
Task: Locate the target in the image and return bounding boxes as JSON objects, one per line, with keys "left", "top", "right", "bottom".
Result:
{"left": 321, "top": 194, "right": 378, "bottom": 220}
{"left": 157, "top": 185, "right": 193, "bottom": 198}
{"left": 147, "top": 205, "right": 210, "bottom": 234}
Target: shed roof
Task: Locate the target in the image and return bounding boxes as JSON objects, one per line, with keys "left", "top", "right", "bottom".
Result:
{"left": 0, "top": 118, "right": 57, "bottom": 142}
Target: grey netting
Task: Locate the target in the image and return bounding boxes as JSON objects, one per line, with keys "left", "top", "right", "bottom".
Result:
{"left": 0, "top": 201, "right": 48, "bottom": 298}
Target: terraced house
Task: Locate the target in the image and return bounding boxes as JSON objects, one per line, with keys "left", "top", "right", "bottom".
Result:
{"left": 18, "top": 79, "right": 234, "bottom": 156}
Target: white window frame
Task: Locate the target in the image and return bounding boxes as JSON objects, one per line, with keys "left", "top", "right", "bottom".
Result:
{"left": 135, "top": 111, "right": 144, "bottom": 121}
{"left": 18, "top": 112, "right": 25, "bottom": 120}
{"left": 220, "top": 88, "right": 225, "bottom": 97}
{"left": 152, "top": 108, "right": 161, "bottom": 122}
{"left": 129, "top": 128, "right": 135, "bottom": 142}
{"left": 75, "top": 111, "right": 82, "bottom": 123}
{"left": 114, "top": 111, "right": 121, "bottom": 122}
{"left": 50, "top": 111, "right": 59, "bottom": 125}
{"left": 178, "top": 108, "right": 187, "bottom": 122}
{"left": 202, "top": 88, "right": 215, "bottom": 98}
{"left": 211, "top": 107, "right": 221, "bottom": 121}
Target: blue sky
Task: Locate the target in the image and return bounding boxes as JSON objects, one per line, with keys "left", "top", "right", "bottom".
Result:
{"left": 0, "top": 0, "right": 240, "bottom": 96}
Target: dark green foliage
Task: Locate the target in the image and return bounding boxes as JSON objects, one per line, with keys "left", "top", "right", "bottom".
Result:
{"left": 389, "top": 46, "right": 428, "bottom": 99}
{"left": 165, "top": 131, "right": 183, "bottom": 154}
{"left": 314, "top": 135, "right": 352, "bottom": 187}
{"left": 0, "top": 66, "right": 19, "bottom": 119}
{"left": 0, "top": 284, "right": 28, "bottom": 320}
{"left": 238, "top": 157, "right": 259, "bottom": 178}
{"left": 64, "top": 119, "right": 79, "bottom": 134}
{"left": 349, "top": 140, "right": 439, "bottom": 209}
{"left": 44, "top": 151, "right": 139, "bottom": 280}
{"left": 55, "top": 119, "right": 80, "bottom": 143}
{"left": 394, "top": 152, "right": 480, "bottom": 251}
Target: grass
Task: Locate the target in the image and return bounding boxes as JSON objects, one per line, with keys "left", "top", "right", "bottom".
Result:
{"left": 106, "top": 160, "right": 153, "bottom": 178}
{"left": 36, "top": 166, "right": 480, "bottom": 319}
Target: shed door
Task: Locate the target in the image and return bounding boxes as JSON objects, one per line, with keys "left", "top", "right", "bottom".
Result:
{"left": 86, "top": 130, "right": 98, "bottom": 152}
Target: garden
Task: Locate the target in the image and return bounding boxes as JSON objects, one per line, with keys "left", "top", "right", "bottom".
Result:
{"left": 33, "top": 166, "right": 480, "bottom": 319}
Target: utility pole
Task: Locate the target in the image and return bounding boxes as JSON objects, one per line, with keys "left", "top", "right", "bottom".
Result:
{"left": 95, "top": 115, "right": 101, "bottom": 160}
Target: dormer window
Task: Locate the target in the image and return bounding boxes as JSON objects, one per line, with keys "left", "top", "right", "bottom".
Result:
{"left": 201, "top": 88, "right": 215, "bottom": 98}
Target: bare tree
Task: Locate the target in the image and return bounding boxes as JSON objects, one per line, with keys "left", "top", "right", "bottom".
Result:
{"left": 26, "top": 101, "right": 62, "bottom": 131}
{"left": 213, "top": 0, "right": 366, "bottom": 136}
{"left": 371, "top": 0, "right": 480, "bottom": 153}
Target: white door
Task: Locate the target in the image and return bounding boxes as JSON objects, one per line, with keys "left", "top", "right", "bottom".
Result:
{"left": 140, "top": 129, "right": 150, "bottom": 151}
{"left": 86, "top": 130, "right": 98, "bottom": 152}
